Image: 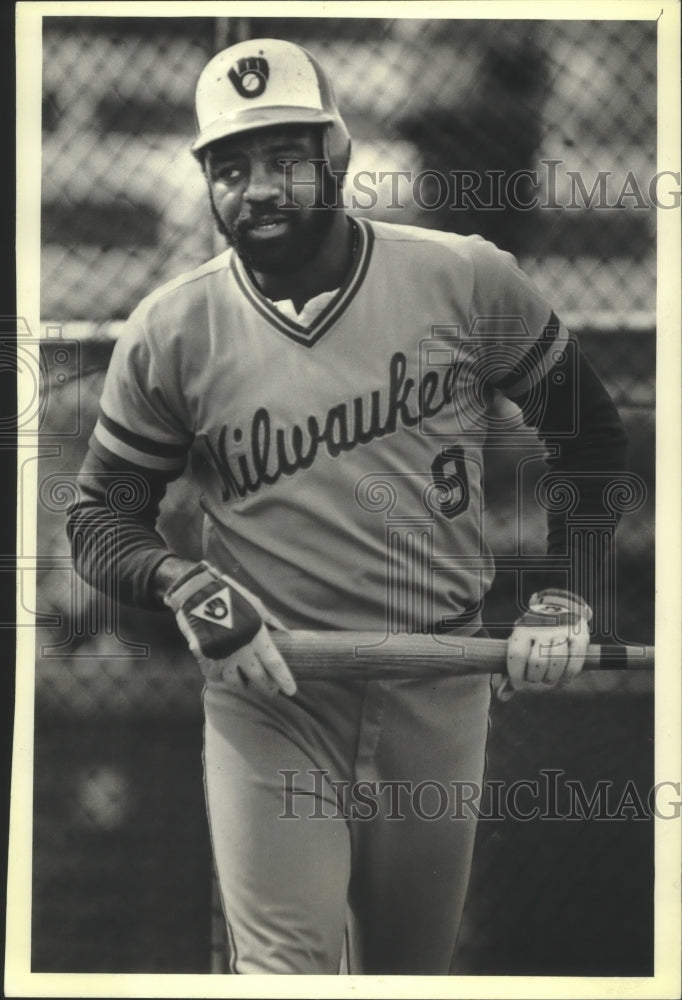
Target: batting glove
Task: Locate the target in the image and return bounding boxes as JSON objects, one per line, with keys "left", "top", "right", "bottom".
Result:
{"left": 164, "top": 561, "right": 297, "bottom": 697}
{"left": 496, "top": 589, "right": 592, "bottom": 702}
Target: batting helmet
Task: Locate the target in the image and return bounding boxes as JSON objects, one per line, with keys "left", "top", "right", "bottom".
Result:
{"left": 191, "top": 38, "right": 352, "bottom": 175}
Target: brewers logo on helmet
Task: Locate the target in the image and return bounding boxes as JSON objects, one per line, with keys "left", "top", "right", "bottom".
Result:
{"left": 191, "top": 38, "right": 352, "bottom": 175}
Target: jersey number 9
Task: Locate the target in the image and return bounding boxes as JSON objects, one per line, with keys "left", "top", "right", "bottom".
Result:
{"left": 430, "top": 447, "right": 470, "bottom": 519}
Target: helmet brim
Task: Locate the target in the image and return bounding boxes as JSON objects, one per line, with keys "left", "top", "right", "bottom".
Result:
{"left": 191, "top": 106, "right": 334, "bottom": 154}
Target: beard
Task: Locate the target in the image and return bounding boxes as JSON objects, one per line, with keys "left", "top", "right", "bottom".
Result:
{"left": 208, "top": 185, "right": 339, "bottom": 278}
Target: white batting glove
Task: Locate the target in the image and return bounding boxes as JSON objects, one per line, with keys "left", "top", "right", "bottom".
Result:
{"left": 164, "top": 561, "right": 297, "bottom": 697}
{"left": 496, "top": 589, "right": 592, "bottom": 702}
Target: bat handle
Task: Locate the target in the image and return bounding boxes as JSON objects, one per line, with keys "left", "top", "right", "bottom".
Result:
{"left": 590, "top": 643, "right": 655, "bottom": 670}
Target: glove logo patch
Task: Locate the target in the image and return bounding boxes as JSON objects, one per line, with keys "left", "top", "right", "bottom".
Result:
{"left": 190, "top": 587, "right": 234, "bottom": 629}
{"left": 228, "top": 56, "right": 269, "bottom": 99}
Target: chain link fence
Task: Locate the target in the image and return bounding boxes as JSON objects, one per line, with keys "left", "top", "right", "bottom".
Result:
{"left": 32, "top": 14, "right": 655, "bottom": 976}
{"left": 41, "top": 15, "right": 657, "bottom": 324}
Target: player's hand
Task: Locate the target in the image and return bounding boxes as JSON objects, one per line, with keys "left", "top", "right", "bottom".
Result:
{"left": 164, "top": 561, "right": 297, "bottom": 697}
{"left": 496, "top": 590, "right": 592, "bottom": 702}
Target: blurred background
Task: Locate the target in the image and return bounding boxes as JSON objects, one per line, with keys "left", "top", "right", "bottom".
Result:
{"left": 32, "top": 15, "right": 656, "bottom": 975}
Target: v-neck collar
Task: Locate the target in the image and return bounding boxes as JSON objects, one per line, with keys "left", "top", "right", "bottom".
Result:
{"left": 231, "top": 217, "right": 374, "bottom": 347}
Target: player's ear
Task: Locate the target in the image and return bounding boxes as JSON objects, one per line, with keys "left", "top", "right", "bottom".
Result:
{"left": 192, "top": 144, "right": 208, "bottom": 176}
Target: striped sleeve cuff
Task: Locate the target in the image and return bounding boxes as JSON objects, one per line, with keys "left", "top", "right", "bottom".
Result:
{"left": 90, "top": 409, "right": 189, "bottom": 475}
{"left": 493, "top": 311, "right": 569, "bottom": 397}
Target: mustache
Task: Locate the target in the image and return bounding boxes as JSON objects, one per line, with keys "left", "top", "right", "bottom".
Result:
{"left": 206, "top": 189, "right": 292, "bottom": 242}
{"left": 237, "top": 205, "right": 296, "bottom": 232}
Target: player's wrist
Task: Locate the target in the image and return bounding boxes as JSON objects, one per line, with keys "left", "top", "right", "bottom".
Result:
{"left": 511, "top": 589, "right": 592, "bottom": 631}
{"left": 152, "top": 555, "right": 199, "bottom": 605}
{"left": 163, "top": 561, "right": 226, "bottom": 609}
{"left": 527, "top": 589, "right": 593, "bottom": 625}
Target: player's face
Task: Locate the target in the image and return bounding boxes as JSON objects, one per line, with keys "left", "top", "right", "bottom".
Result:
{"left": 204, "top": 126, "right": 337, "bottom": 275}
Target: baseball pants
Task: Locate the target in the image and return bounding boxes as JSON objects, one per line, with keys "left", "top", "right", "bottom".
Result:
{"left": 203, "top": 662, "right": 491, "bottom": 974}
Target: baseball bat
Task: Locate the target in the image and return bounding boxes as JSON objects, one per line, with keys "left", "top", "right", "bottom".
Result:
{"left": 271, "top": 632, "right": 654, "bottom": 680}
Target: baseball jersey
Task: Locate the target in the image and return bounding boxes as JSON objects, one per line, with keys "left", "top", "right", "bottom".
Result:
{"left": 90, "top": 218, "right": 568, "bottom": 631}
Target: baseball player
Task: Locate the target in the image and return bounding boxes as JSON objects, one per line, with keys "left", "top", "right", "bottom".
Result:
{"left": 68, "top": 39, "right": 628, "bottom": 974}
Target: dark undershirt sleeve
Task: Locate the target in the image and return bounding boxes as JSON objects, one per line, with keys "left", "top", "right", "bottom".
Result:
{"left": 504, "top": 340, "right": 629, "bottom": 617}
{"left": 66, "top": 448, "right": 178, "bottom": 610}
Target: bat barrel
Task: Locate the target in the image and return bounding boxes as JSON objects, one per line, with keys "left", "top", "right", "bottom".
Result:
{"left": 272, "top": 632, "right": 654, "bottom": 680}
